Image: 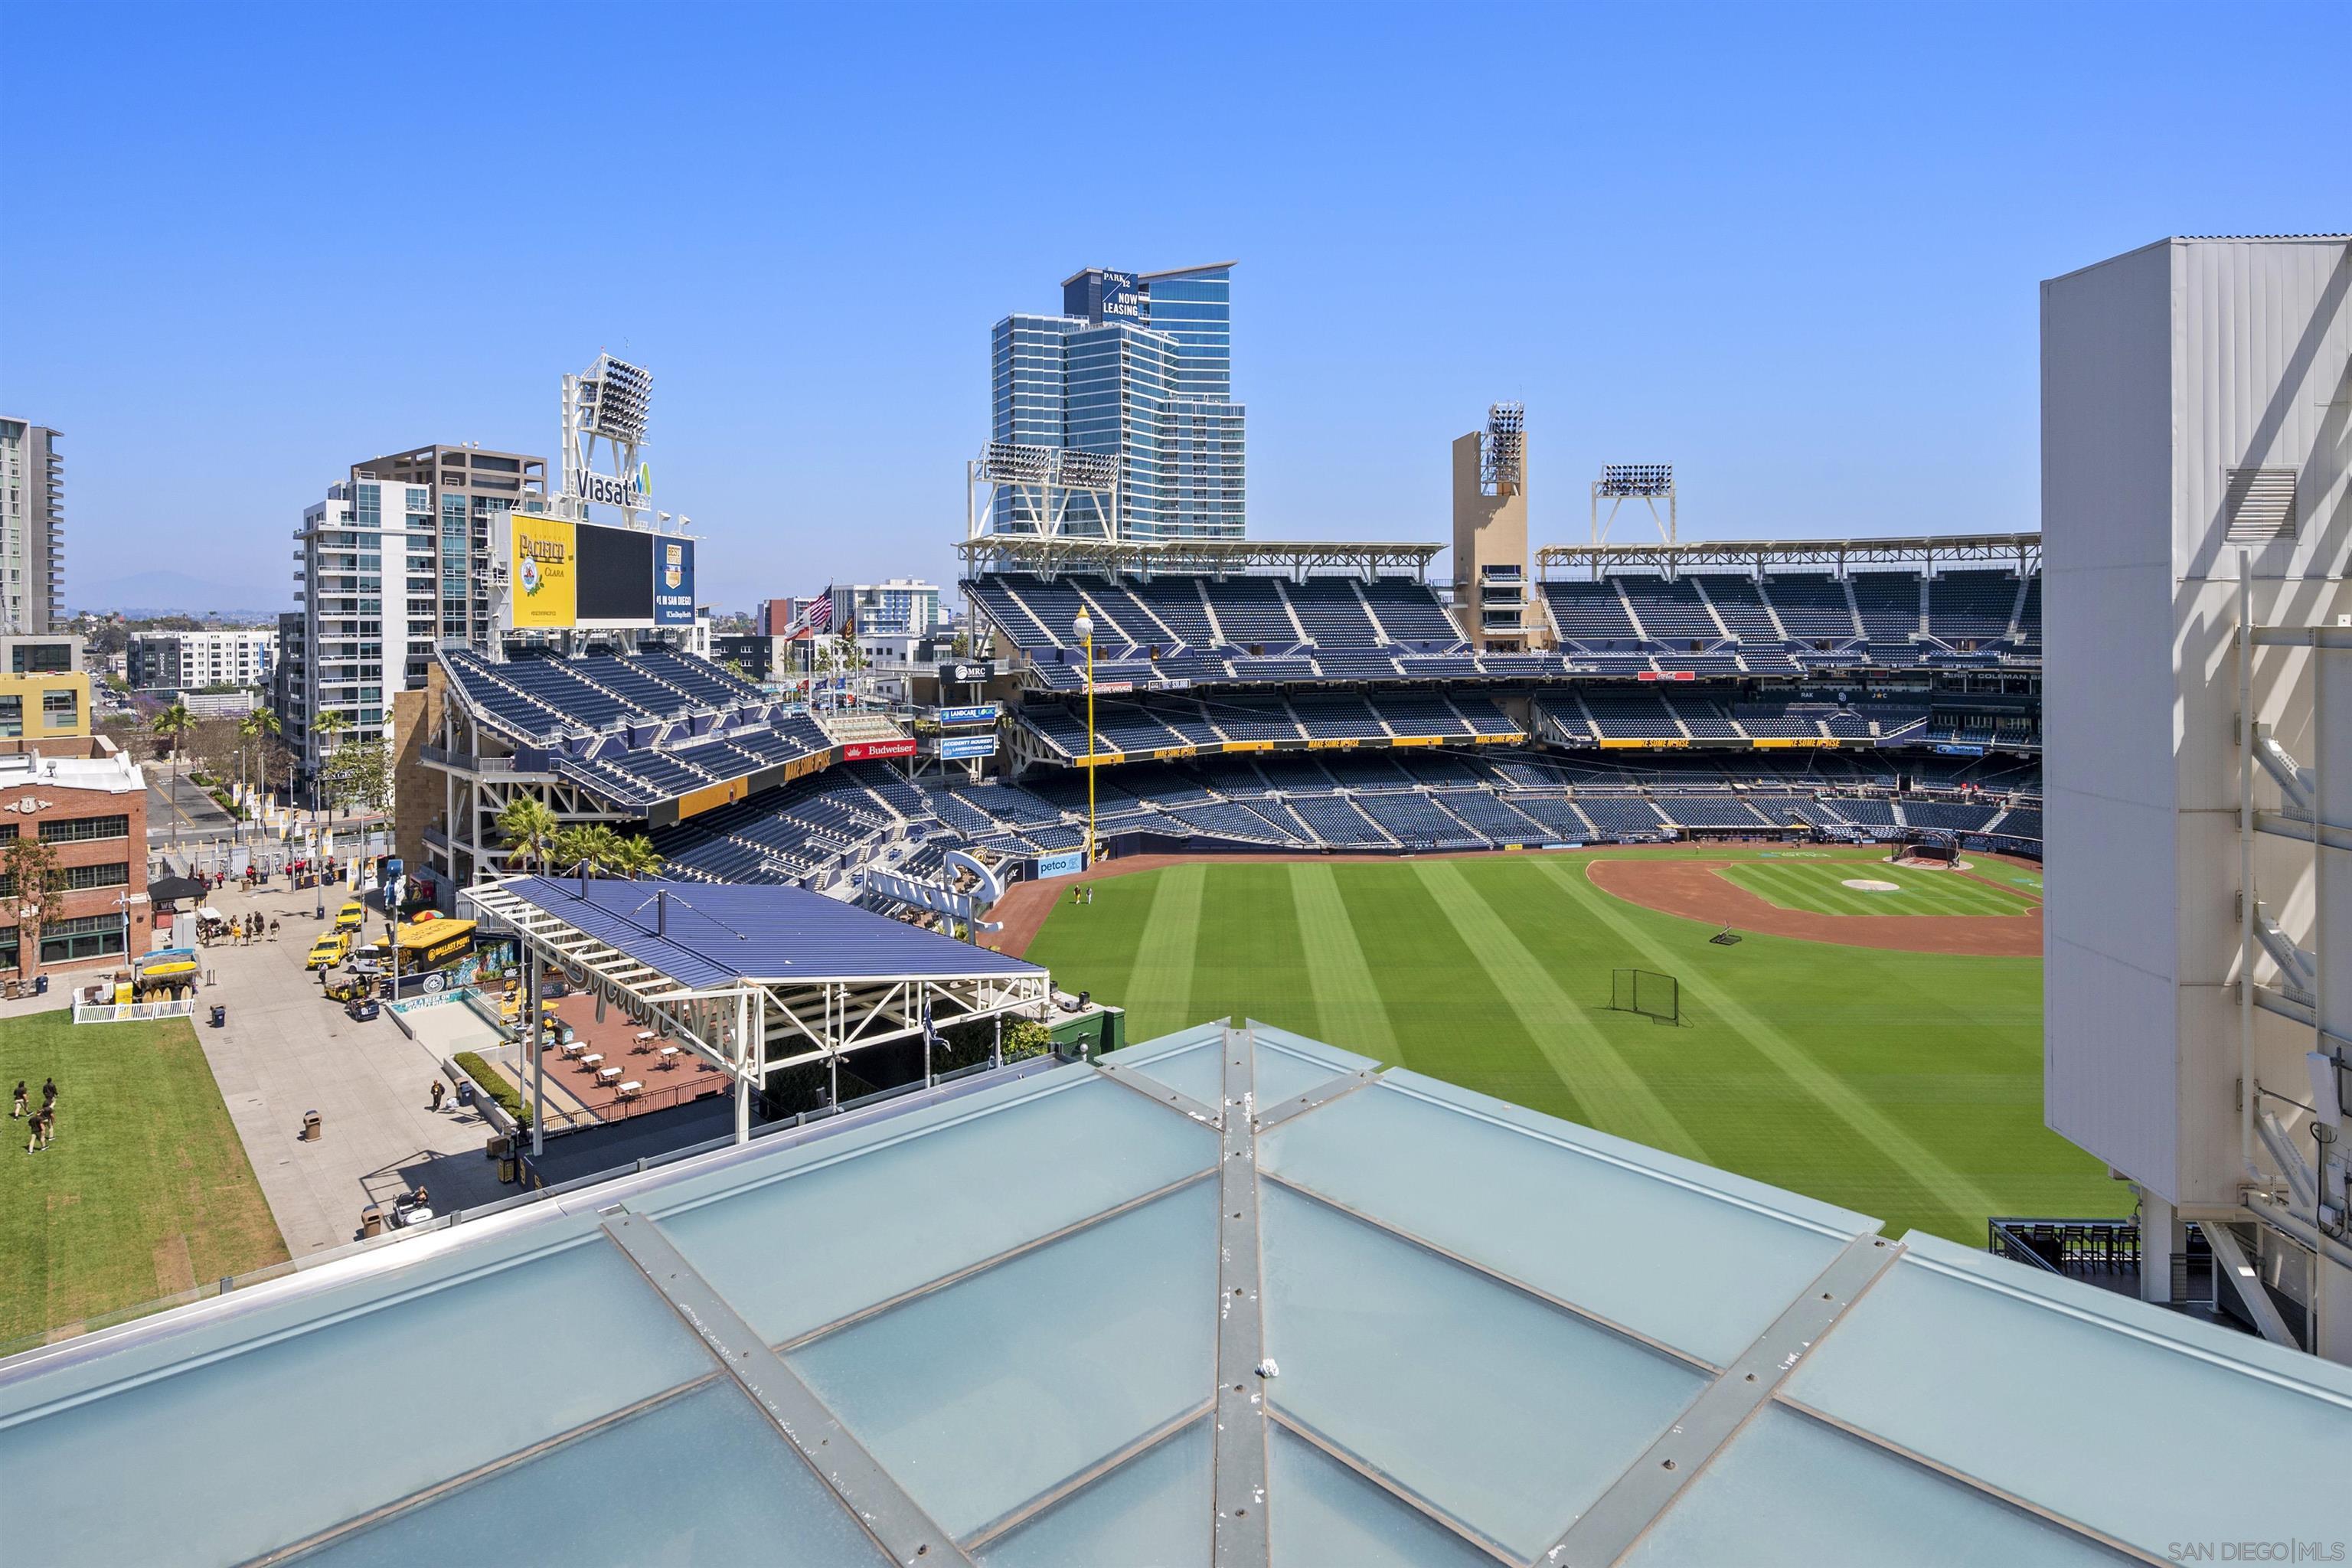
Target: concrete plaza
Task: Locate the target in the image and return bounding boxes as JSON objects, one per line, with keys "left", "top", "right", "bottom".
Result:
{"left": 14, "top": 878, "right": 515, "bottom": 1261}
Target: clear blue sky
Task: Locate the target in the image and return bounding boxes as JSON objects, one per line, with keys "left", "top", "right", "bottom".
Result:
{"left": 2, "top": 1, "right": 2344, "bottom": 614}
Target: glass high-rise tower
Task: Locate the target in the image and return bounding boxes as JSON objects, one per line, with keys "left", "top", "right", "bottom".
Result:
{"left": 988, "top": 263, "right": 1244, "bottom": 541}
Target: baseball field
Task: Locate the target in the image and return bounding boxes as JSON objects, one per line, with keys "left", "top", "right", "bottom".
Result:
{"left": 1018, "top": 844, "right": 2121, "bottom": 1244}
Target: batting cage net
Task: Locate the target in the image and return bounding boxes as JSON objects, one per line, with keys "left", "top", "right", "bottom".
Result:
{"left": 1609, "top": 968, "right": 1681, "bottom": 1024}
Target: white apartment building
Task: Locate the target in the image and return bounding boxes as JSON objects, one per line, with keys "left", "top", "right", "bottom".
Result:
{"left": 127, "top": 628, "right": 277, "bottom": 692}
{"left": 287, "top": 479, "right": 434, "bottom": 782}
{"left": 828, "top": 579, "right": 941, "bottom": 637}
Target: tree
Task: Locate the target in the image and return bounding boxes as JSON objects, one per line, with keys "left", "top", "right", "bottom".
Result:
{"left": 239, "top": 707, "right": 282, "bottom": 805}
{"left": 2, "top": 835, "right": 62, "bottom": 976}
{"left": 152, "top": 701, "right": 196, "bottom": 841}
{"left": 493, "top": 797, "right": 559, "bottom": 875}
{"left": 606, "top": 835, "right": 664, "bottom": 880}
{"left": 549, "top": 824, "right": 603, "bottom": 875}
{"left": 318, "top": 740, "right": 391, "bottom": 820}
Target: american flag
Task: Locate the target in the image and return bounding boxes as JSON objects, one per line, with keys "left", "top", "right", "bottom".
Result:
{"left": 801, "top": 593, "right": 834, "bottom": 632}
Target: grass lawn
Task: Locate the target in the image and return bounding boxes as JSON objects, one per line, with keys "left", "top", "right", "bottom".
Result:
{"left": 1027, "top": 848, "right": 2118, "bottom": 1245}
{"left": 0, "top": 1009, "right": 286, "bottom": 1348}
{"left": 1717, "top": 857, "right": 2039, "bottom": 916}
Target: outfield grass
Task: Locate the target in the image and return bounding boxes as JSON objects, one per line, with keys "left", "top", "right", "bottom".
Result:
{"left": 0, "top": 1010, "right": 287, "bottom": 1347}
{"left": 1719, "top": 857, "right": 2038, "bottom": 916}
{"left": 1027, "top": 848, "right": 2118, "bottom": 1245}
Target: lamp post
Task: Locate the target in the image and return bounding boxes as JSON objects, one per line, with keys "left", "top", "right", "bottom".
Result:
{"left": 1073, "top": 611, "right": 1096, "bottom": 867}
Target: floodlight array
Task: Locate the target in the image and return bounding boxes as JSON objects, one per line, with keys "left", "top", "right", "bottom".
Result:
{"left": 580, "top": 354, "right": 653, "bottom": 446}
{"left": 1599, "top": 463, "right": 1673, "bottom": 497}
{"left": 1482, "top": 401, "right": 1526, "bottom": 491}
{"left": 978, "top": 442, "right": 1118, "bottom": 490}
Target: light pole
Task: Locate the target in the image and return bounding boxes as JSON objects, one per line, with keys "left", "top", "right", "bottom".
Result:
{"left": 1073, "top": 611, "right": 1096, "bottom": 867}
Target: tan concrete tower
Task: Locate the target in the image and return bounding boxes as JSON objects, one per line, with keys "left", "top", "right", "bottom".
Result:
{"left": 1452, "top": 403, "right": 1532, "bottom": 650}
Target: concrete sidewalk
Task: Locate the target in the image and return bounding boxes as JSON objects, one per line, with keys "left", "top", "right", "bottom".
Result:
{"left": 115, "top": 885, "right": 514, "bottom": 1259}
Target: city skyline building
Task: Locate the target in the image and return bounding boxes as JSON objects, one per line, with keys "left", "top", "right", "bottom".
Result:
{"left": 126, "top": 627, "right": 277, "bottom": 693}
{"left": 349, "top": 443, "right": 547, "bottom": 662}
{"left": 988, "top": 263, "right": 1245, "bottom": 542}
{"left": 828, "top": 578, "right": 939, "bottom": 637}
{"left": 0, "top": 417, "right": 65, "bottom": 634}
{"left": 285, "top": 478, "right": 430, "bottom": 782}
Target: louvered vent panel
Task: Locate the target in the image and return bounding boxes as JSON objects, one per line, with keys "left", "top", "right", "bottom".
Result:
{"left": 2223, "top": 467, "right": 2298, "bottom": 543}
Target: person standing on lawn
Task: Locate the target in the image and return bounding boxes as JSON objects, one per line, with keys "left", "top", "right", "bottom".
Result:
{"left": 11, "top": 1082, "right": 24, "bottom": 1119}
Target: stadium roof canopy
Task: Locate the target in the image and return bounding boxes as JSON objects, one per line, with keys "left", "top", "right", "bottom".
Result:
{"left": 1538, "top": 531, "right": 2043, "bottom": 574}
{"left": 461, "top": 876, "right": 1050, "bottom": 1087}
{"left": 959, "top": 534, "right": 1447, "bottom": 580}
{"left": 4, "top": 1020, "right": 2344, "bottom": 1567}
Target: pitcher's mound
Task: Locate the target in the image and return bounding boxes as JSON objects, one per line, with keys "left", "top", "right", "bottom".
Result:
{"left": 1842, "top": 879, "right": 1902, "bottom": 893}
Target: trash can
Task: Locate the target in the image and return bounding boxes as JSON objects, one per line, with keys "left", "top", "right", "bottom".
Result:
{"left": 210, "top": 1004, "right": 226, "bottom": 1029}
{"left": 497, "top": 1155, "right": 518, "bottom": 1184}
{"left": 454, "top": 1080, "right": 475, "bottom": 1109}
{"left": 33, "top": 975, "right": 47, "bottom": 996}
{"left": 302, "top": 1109, "right": 322, "bottom": 1142}
{"left": 359, "top": 1205, "right": 384, "bottom": 1239}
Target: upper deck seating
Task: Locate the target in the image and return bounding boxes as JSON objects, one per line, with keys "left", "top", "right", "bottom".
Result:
{"left": 1759, "top": 573, "right": 1859, "bottom": 642}
{"left": 1542, "top": 580, "right": 1640, "bottom": 642}
{"left": 1361, "top": 578, "right": 1463, "bottom": 644}
{"left": 1286, "top": 579, "right": 1383, "bottom": 647}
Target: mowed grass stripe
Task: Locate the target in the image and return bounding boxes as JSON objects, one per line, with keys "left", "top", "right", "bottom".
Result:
{"left": 1415, "top": 860, "right": 1708, "bottom": 1162}
{"left": 1336, "top": 864, "right": 1592, "bottom": 1125}
{"left": 1290, "top": 863, "right": 1397, "bottom": 1060}
{"left": 1194, "top": 863, "right": 1317, "bottom": 1039}
{"left": 1120, "top": 862, "right": 1207, "bottom": 1036}
{"left": 1537, "top": 857, "right": 1998, "bottom": 1229}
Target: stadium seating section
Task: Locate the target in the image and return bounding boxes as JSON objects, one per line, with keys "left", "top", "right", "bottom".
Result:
{"left": 968, "top": 565, "right": 2040, "bottom": 690}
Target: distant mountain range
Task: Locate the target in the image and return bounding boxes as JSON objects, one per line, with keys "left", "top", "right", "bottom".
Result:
{"left": 70, "top": 570, "right": 286, "bottom": 620}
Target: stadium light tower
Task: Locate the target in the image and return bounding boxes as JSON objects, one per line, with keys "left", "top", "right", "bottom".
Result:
{"left": 561, "top": 352, "right": 654, "bottom": 530}
{"left": 1591, "top": 464, "right": 1676, "bottom": 545}
{"left": 1073, "top": 611, "right": 1098, "bottom": 866}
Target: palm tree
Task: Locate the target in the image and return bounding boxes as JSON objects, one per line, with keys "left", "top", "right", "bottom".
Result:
{"left": 152, "top": 701, "right": 196, "bottom": 844}
{"left": 309, "top": 708, "right": 351, "bottom": 844}
{"left": 607, "top": 835, "right": 664, "bottom": 880}
{"left": 237, "top": 707, "right": 281, "bottom": 824}
{"left": 549, "top": 824, "right": 603, "bottom": 877}
{"left": 494, "top": 798, "right": 560, "bottom": 876}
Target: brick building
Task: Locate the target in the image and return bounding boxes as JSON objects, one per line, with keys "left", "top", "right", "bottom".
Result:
{"left": 0, "top": 740, "right": 149, "bottom": 978}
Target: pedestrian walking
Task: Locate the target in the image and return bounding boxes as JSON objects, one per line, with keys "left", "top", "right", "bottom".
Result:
{"left": 26, "top": 1109, "right": 47, "bottom": 1154}
{"left": 270, "top": 919, "right": 281, "bottom": 941}
{"left": 41, "top": 1077, "right": 57, "bottom": 1112}
{"left": 40, "top": 1105, "right": 54, "bottom": 1148}
{"left": 429, "top": 1080, "right": 445, "bottom": 1112}
{"left": 11, "top": 1082, "right": 24, "bottom": 1119}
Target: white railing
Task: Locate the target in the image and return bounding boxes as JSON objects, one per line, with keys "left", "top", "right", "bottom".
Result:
{"left": 74, "top": 999, "right": 199, "bottom": 1025}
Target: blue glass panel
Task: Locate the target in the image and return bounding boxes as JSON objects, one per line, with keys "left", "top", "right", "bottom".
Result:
{"left": 1267, "top": 1426, "right": 1495, "bottom": 1568}
{"left": 1779, "top": 1234, "right": 2352, "bottom": 1557}
{"left": 296, "top": 1380, "right": 887, "bottom": 1567}
{"left": 0, "top": 1233, "right": 714, "bottom": 1568}
{"left": 1260, "top": 1073, "right": 1870, "bottom": 1366}
{"left": 977, "top": 1419, "right": 1210, "bottom": 1568}
{"left": 1261, "top": 1182, "right": 1705, "bottom": 1557}
{"left": 654, "top": 1071, "right": 1214, "bottom": 1345}
{"left": 787, "top": 1181, "right": 1217, "bottom": 1540}
{"left": 1622, "top": 1404, "right": 2125, "bottom": 1567}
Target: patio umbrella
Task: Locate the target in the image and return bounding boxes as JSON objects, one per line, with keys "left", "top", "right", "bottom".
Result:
{"left": 149, "top": 875, "right": 209, "bottom": 903}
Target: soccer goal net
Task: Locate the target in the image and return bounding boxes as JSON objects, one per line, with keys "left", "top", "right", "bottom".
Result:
{"left": 1609, "top": 968, "right": 1681, "bottom": 1024}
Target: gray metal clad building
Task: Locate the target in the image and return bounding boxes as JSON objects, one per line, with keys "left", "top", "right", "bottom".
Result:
{"left": 0, "top": 416, "right": 65, "bottom": 634}
{"left": 2042, "top": 235, "right": 2352, "bottom": 1359}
